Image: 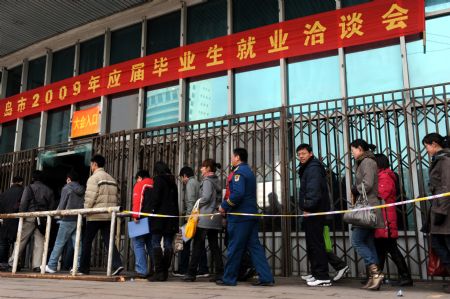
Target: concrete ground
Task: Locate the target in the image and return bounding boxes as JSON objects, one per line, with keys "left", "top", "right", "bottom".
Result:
{"left": 0, "top": 276, "right": 448, "bottom": 299}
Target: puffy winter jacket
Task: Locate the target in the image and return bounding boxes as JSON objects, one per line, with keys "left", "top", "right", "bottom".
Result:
{"left": 132, "top": 178, "right": 154, "bottom": 219}
{"left": 84, "top": 168, "right": 119, "bottom": 221}
{"left": 375, "top": 168, "right": 398, "bottom": 238}
{"left": 198, "top": 175, "right": 223, "bottom": 230}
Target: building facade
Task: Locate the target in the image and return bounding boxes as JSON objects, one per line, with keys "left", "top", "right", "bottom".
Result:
{"left": 0, "top": 0, "right": 450, "bottom": 278}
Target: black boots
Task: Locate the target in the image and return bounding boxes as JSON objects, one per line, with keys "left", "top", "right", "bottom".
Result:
{"left": 148, "top": 248, "right": 165, "bottom": 281}
{"left": 162, "top": 249, "right": 173, "bottom": 281}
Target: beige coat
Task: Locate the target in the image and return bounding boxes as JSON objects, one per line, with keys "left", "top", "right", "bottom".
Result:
{"left": 84, "top": 168, "right": 119, "bottom": 221}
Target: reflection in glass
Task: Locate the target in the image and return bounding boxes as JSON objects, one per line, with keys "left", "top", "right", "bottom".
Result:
{"left": 407, "top": 16, "right": 450, "bottom": 87}
{"left": 80, "top": 36, "right": 104, "bottom": 74}
{"left": 27, "top": 56, "right": 46, "bottom": 90}
{"left": 288, "top": 55, "right": 340, "bottom": 105}
{"left": 21, "top": 114, "right": 40, "bottom": 150}
{"left": 46, "top": 107, "right": 70, "bottom": 145}
{"left": 187, "top": 0, "right": 226, "bottom": 44}
{"left": 235, "top": 66, "right": 281, "bottom": 114}
{"left": 110, "top": 23, "right": 141, "bottom": 65}
{"left": 109, "top": 92, "right": 139, "bottom": 133}
{"left": 188, "top": 76, "right": 228, "bottom": 121}
{"left": 0, "top": 121, "right": 16, "bottom": 154}
{"left": 51, "top": 47, "right": 75, "bottom": 83}
{"left": 425, "top": 0, "right": 450, "bottom": 12}
{"left": 145, "top": 86, "right": 179, "bottom": 127}
{"left": 6, "top": 65, "right": 22, "bottom": 97}
{"left": 346, "top": 45, "right": 403, "bottom": 96}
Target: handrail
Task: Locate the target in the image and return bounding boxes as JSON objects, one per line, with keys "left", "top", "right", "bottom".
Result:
{"left": 0, "top": 207, "right": 121, "bottom": 277}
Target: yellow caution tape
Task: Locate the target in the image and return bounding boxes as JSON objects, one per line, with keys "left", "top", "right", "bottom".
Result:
{"left": 122, "top": 192, "right": 450, "bottom": 219}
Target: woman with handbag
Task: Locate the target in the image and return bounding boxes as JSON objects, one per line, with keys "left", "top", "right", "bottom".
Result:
{"left": 373, "top": 154, "right": 412, "bottom": 286}
{"left": 348, "top": 139, "right": 385, "bottom": 291}
{"left": 183, "top": 159, "right": 224, "bottom": 282}
{"left": 422, "top": 133, "right": 450, "bottom": 293}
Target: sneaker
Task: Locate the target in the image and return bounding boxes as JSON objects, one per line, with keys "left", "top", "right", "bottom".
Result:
{"left": 182, "top": 274, "right": 196, "bottom": 282}
{"left": 70, "top": 269, "right": 84, "bottom": 275}
{"left": 45, "top": 265, "right": 56, "bottom": 274}
{"left": 196, "top": 272, "right": 210, "bottom": 278}
{"left": 333, "top": 265, "right": 350, "bottom": 282}
{"left": 307, "top": 279, "right": 332, "bottom": 287}
{"left": 112, "top": 266, "right": 124, "bottom": 276}
{"left": 172, "top": 271, "right": 186, "bottom": 277}
{"left": 301, "top": 274, "right": 313, "bottom": 281}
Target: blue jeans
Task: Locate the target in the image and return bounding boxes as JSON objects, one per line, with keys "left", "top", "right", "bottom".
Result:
{"left": 48, "top": 221, "right": 80, "bottom": 270}
{"left": 132, "top": 233, "right": 153, "bottom": 275}
{"left": 151, "top": 233, "right": 174, "bottom": 250}
{"left": 351, "top": 227, "right": 379, "bottom": 266}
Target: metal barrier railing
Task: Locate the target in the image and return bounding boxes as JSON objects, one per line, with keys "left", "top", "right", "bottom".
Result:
{"left": 0, "top": 207, "right": 121, "bottom": 277}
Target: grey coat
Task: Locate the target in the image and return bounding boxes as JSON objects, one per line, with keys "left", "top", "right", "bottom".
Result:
{"left": 184, "top": 177, "right": 200, "bottom": 216}
{"left": 57, "top": 181, "right": 85, "bottom": 221}
{"left": 429, "top": 148, "right": 450, "bottom": 235}
{"left": 354, "top": 151, "right": 384, "bottom": 229}
{"left": 197, "top": 175, "right": 223, "bottom": 230}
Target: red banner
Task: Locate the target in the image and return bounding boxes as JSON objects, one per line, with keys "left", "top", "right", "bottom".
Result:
{"left": 0, "top": 0, "right": 424, "bottom": 124}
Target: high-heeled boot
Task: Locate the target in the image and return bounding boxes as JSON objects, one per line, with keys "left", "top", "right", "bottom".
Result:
{"left": 366, "top": 264, "right": 384, "bottom": 291}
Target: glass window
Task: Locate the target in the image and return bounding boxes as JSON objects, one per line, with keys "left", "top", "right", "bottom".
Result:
{"left": 407, "top": 16, "right": 450, "bottom": 87}
{"left": 145, "top": 86, "right": 179, "bottom": 127}
{"left": 6, "top": 65, "right": 22, "bottom": 97}
{"left": 187, "top": 0, "right": 227, "bottom": 44}
{"left": 46, "top": 107, "right": 70, "bottom": 145}
{"left": 77, "top": 98, "right": 100, "bottom": 111}
{"left": 51, "top": 47, "right": 75, "bottom": 83}
{"left": 0, "top": 121, "right": 16, "bottom": 154}
{"left": 110, "top": 23, "right": 142, "bottom": 65}
{"left": 235, "top": 66, "right": 281, "bottom": 113}
{"left": 346, "top": 44, "right": 403, "bottom": 96}
{"left": 288, "top": 54, "right": 341, "bottom": 105}
{"left": 27, "top": 56, "right": 46, "bottom": 90}
{"left": 188, "top": 75, "right": 228, "bottom": 121}
{"left": 285, "top": 0, "right": 335, "bottom": 20}
{"left": 21, "top": 114, "right": 40, "bottom": 150}
{"left": 109, "top": 92, "right": 139, "bottom": 133}
{"left": 342, "top": 0, "right": 372, "bottom": 7}
{"left": 79, "top": 36, "right": 104, "bottom": 74}
{"left": 426, "top": 0, "right": 450, "bottom": 12}
{"left": 147, "top": 11, "right": 181, "bottom": 55}
{"left": 233, "top": 0, "right": 278, "bottom": 33}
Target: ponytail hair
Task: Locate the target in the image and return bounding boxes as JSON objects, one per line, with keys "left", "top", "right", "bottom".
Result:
{"left": 350, "top": 139, "right": 370, "bottom": 151}
{"left": 422, "top": 133, "right": 450, "bottom": 148}
{"left": 202, "top": 159, "right": 221, "bottom": 172}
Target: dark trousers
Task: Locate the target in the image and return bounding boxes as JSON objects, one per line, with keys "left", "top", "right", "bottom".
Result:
{"left": 327, "top": 251, "right": 347, "bottom": 271}
{"left": 188, "top": 227, "right": 223, "bottom": 276}
{"left": 79, "top": 221, "right": 122, "bottom": 274}
{"left": 304, "top": 217, "right": 329, "bottom": 280}
{"left": 374, "top": 238, "right": 410, "bottom": 279}
{"left": 222, "top": 220, "right": 273, "bottom": 285}
{"left": 178, "top": 238, "right": 208, "bottom": 274}
{"left": 0, "top": 237, "right": 13, "bottom": 264}
{"left": 431, "top": 234, "right": 450, "bottom": 266}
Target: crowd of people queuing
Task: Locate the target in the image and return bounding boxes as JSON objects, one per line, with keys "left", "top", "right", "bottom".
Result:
{"left": 0, "top": 133, "right": 448, "bottom": 293}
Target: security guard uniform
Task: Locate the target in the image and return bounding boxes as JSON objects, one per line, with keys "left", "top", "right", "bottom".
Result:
{"left": 220, "top": 163, "right": 274, "bottom": 286}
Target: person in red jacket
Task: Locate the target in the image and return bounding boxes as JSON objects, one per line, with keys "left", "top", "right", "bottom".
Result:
{"left": 131, "top": 170, "right": 154, "bottom": 278}
{"left": 374, "top": 154, "right": 412, "bottom": 286}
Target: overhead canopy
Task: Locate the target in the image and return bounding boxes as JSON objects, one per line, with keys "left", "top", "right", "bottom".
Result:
{"left": 0, "top": 0, "right": 148, "bottom": 58}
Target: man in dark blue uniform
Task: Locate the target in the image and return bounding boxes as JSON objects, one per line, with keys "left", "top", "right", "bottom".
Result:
{"left": 217, "top": 148, "right": 274, "bottom": 286}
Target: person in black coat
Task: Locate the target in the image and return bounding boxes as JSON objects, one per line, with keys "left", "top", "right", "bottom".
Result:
{"left": 142, "top": 161, "right": 179, "bottom": 281}
{"left": 0, "top": 176, "right": 24, "bottom": 269}
{"left": 297, "top": 144, "right": 331, "bottom": 286}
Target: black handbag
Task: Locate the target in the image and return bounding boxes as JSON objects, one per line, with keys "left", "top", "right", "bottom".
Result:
{"left": 28, "top": 186, "right": 47, "bottom": 235}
